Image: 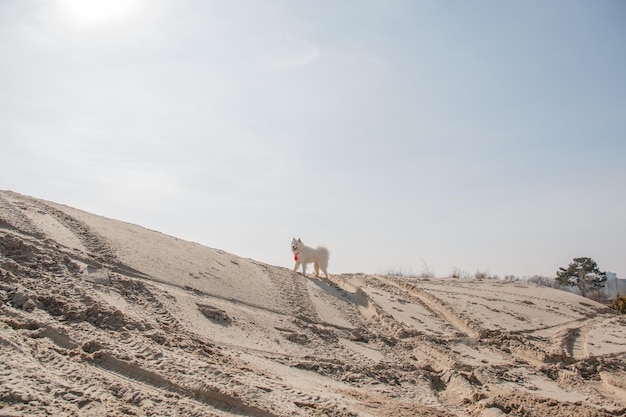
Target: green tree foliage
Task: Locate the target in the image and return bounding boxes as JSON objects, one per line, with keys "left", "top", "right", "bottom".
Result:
{"left": 555, "top": 257, "right": 607, "bottom": 298}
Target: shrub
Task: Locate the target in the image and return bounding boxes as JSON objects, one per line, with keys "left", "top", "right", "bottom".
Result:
{"left": 474, "top": 270, "right": 488, "bottom": 280}
{"left": 610, "top": 294, "right": 626, "bottom": 314}
{"left": 474, "top": 270, "right": 498, "bottom": 280}
{"left": 527, "top": 275, "right": 559, "bottom": 288}
{"left": 384, "top": 267, "right": 416, "bottom": 279}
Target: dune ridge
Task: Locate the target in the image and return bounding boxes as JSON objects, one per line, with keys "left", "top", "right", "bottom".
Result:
{"left": 1, "top": 190, "right": 625, "bottom": 416}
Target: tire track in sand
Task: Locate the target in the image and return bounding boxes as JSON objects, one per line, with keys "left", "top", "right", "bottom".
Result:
{"left": 375, "top": 275, "right": 483, "bottom": 339}
{"left": 92, "top": 350, "right": 279, "bottom": 417}
{"left": 0, "top": 191, "right": 43, "bottom": 237}
{"left": 10, "top": 193, "right": 151, "bottom": 280}
{"left": 5, "top": 193, "right": 116, "bottom": 261}
{"left": 568, "top": 321, "right": 592, "bottom": 360}
{"left": 256, "top": 262, "right": 321, "bottom": 322}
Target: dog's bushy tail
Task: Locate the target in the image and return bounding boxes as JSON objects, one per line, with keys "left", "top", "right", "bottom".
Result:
{"left": 316, "top": 246, "right": 329, "bottom": 256}
{"left": 317, "top": 246, "right": 330, "bottom": 267}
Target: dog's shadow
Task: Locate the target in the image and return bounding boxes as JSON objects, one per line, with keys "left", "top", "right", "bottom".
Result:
{"left": 304, "top": 275, "right": 368, "bottom": 308}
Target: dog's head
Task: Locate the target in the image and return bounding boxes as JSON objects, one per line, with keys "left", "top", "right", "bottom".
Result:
{"left": 291, "top": 237, "right": 302, "bottom": 254}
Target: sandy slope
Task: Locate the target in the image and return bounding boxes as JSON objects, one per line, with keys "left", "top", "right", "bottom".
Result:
{"left": 1, "top": 190, "right": 625, "bottom": 417}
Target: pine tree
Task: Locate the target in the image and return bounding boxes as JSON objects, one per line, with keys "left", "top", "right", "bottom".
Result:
{"left": 555, "top": 257, "right": 607, "bottom": 297}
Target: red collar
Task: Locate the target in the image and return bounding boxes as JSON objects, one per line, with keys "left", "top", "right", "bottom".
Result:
{"left": 294, "top": 253, "right": 299, "bottom": 261}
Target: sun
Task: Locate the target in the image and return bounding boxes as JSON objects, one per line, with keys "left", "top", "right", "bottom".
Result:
{"left": 58, "top": 0, "right": 141, "bottom": 26}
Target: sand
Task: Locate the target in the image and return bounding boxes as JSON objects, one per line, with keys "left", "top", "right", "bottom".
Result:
{"left": 1, "top": 189, "right": 625, "bottom": 417}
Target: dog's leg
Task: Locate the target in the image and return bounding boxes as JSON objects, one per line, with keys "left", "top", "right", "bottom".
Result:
{"left": 321, "top": 266, "right": 329, "bottom": 280}
{"left": 293, "top": 261, "right": 300, "bottom": 273}
{"left": 314, "top": 263, "right": 320, "bottom": 277}
{"left": 301, "top": 263, "right": 306, "bottom": 276}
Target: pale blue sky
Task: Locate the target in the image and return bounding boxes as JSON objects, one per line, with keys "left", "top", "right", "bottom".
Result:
{"left": 1, "top": 0, "right": 625, "bottom": 278}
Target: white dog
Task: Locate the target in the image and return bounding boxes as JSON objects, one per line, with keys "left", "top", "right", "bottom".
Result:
{"left": 291, "top": 238, "right": 330, "bottom": 279}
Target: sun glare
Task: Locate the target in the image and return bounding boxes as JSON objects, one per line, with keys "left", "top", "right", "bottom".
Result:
{"left": 59, "top": 0, "right": 140, "bottom": 26}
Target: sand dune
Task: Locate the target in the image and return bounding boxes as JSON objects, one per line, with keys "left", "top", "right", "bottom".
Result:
{"left": 1, "top": 190, "right": 625, "bottom": 416}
